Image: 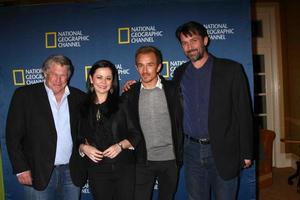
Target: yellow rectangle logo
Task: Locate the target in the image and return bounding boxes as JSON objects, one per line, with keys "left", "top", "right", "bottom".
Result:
{"left": 162, "top": 61, "right": 169, "bottom": 78}
{"left": 85, "top": 65, "right": 92, "bottom": 80}
{"left": 13, "top": 69, "right": 25, "bottom": 86}
{"left": 45, "top": 32, "right": 57, "bottom": 48}
{"left": 118, "top": 28, "right": 130, "bottom": 44}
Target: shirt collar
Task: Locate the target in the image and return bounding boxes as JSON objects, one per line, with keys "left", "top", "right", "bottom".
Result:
{"left": 140, "top": 76, "right": 163, "bottom": 90}
{"left": 44, "top": 81, "right": 70, "bottom": 97}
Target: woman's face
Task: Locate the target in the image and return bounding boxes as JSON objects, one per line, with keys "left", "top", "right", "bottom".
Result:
{"left": 89, "top": 67, "right": 113, "bottom": 96}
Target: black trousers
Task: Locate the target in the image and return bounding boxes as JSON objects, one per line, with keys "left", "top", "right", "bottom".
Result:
{"left": 88, "top": 162, "right": 135, "bottom": 200}
{"left": 135, "top": 160, "right": 179, "bottom": 200}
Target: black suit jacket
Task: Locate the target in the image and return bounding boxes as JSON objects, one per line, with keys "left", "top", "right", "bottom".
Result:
{"left": 173, "top": 55, "right": 253, "bottom": 180}
{"left": 6, "top": 82, "right": 86, "bottom": 190}
{"left": 122, "top": 77, "right": 183, "bottom": 165}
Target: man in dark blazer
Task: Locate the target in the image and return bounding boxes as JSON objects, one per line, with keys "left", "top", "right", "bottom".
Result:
{"left": 6, "top": 55, "right": 86, "bottom": 199}
{"left": 173, "top": 21, "right": 253, "bottom": 200}
{"left": 122, "top": 46, "right": 183, "bottom": 200}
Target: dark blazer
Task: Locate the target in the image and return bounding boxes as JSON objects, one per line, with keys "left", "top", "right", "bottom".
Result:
{"left": 6, "top": 82, "right": 86, "bottom": 190}
{"left": 173, "top": 55, "right": 253, "bottom": 180}
{"left": 69, "top": 97, "right": 142, "bottom": 187}
{"left": 122, "top": 76, "right": 183, "bottom": 165}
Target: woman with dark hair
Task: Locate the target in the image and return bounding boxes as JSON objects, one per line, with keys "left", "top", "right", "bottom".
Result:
{"left": 70, "top": 60, "right": 140, "bottom": 200}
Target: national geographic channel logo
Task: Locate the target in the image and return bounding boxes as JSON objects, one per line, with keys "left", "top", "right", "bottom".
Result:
{"left": 204, "top": 23, "right": 234, "bottom": 40}
{"left": 161, "top": 60, "right": 186, "bottom": 79}
{"left": 84, "top": 64, "right": 130, "bottom": 81}
{"left": 12, "top": 68, "right": 44, "bottom": 86}
{"left": 81, "top": 182, "right": 90, "bottom": 194}
{"left": 118, "top": 25, "right": 163, "bottom": 44}
{"left": 45, "top": 30, "right": 90, "bottom": 48}
{"left": 154, "top": 179, "right": 159, "bottom": 190}
{"left": 116, "top": 64, "right": 130, "bottom": 80}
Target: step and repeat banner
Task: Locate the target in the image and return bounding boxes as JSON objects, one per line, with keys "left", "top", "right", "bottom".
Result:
{"left": 0, "top": 0, "right": 253, "bottom": 199}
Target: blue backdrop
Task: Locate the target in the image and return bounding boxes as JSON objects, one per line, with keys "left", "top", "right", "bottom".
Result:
{"left": 0, "top": 0, "right": 253, "bottom": 199}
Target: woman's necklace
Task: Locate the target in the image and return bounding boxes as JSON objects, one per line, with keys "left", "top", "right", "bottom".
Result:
{"left": 96, "top": 107, "right": 101, "bottom": 121}
{"left": 95, "top": 95, "right": 107, "bottom": 122}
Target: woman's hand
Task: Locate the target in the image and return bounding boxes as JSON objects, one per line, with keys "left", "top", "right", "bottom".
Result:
{"left": 80, "top": 144, "right": 103, "bottom": 163}
{"left": 103, "top": 144, "right": 122, "bottom": 159}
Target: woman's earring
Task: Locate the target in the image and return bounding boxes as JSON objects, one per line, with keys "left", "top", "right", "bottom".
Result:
{"left": 90, "top": 84, "right": 94, "bottom": 92}
{"left": 110, "top": 88, "right": 113, "bottom": 94}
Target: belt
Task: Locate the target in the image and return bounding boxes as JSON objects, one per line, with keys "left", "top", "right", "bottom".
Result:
{"left": 54, "top": 164, "right": 68, "bottom": 168}
{"left": 185, "top": 135, "right": 210, "bottom": 144}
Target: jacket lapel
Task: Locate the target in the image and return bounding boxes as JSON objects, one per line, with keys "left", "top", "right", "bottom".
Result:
{"left": 67, "top": 89, "right": 77, "bottom": 142}
{"left": 132, "top": 83, "right": 141, "bottom": 120}
{"left": 161, "top": 78, "right": 173, "bottom": 110}
{"left": 37, "top": 83, "right": 57, "bottom": 135}
{"left": 208, "top": 56, "right": 222, "bottom": 125}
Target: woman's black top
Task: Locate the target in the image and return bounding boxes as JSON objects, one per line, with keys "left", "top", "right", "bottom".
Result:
{"left": 86, "top": 102, "right": 114, "bottom": 152}
{"left": 70, "top": 96, "right": 141, "bottom": 187}
{"left": 78, "top": 97, "right": 141, "bottom": 165}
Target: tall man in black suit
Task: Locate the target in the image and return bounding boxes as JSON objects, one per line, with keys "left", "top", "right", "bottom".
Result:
{"left": 6, "top": 55, "right": 86, "bottom": 200}
{"left": 173, "top": 21, "right": 253, "bottom": 200}
{"left": 122, "top": 46, "right": 183, "bottom": 200}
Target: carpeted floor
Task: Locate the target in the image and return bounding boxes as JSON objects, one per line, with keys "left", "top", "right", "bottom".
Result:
{"left": 259, "top": 167, "right": 300, "bottom": 200}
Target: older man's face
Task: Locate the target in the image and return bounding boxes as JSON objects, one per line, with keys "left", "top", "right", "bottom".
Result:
{"left": 44, "top": 63, "right": 68, "bottom": 96}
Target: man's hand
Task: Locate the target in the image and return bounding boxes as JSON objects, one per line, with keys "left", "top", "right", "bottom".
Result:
{"left": 17, "top": 170, "right": 32, "bottom": 185}
{"left": 122, "top": 80, "right": 136, "bottom": 92}
{"left": 243, "top": 159, "right": 252, "bottom": 168}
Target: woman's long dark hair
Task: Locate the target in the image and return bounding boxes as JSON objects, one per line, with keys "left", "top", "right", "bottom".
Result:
{"left": 85, "top": 59, "right": 120, "bottom": 115}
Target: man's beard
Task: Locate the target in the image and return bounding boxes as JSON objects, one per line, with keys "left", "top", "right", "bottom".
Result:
{"left": 187, "top": 50, "right": 204, "bottom": 62}
{"left": 186, "top": 45, "right": 206, "bottom": 62}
